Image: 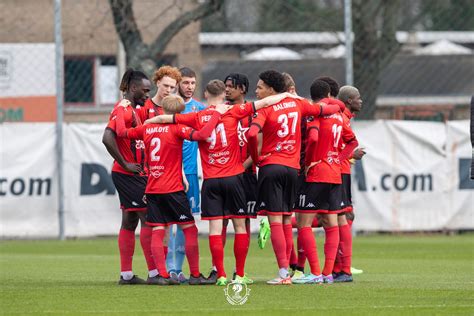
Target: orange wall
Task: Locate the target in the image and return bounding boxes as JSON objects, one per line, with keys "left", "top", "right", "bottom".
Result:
{"left": 0, "top": 96, "right": 56, "bottom": 122}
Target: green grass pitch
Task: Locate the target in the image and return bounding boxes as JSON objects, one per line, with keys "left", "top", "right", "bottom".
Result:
{"left": 1, "top": 233, "right": 473, "bottom": 315}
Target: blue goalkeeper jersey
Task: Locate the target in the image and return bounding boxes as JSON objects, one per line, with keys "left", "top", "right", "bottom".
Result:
{"left": 182, "top": 98, "right": 206, "bottom": 174}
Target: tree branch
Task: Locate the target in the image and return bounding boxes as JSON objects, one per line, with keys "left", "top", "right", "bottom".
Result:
{"left": 149, "top": 0, "right": 224, "bottom": 58}
{"left": 108, "top": 0, "right": 145, "bottom": 52}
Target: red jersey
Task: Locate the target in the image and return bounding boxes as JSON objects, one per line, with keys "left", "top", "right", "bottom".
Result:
{"left": 306, "top": 111, "right": 356, "bottom": 184}
{"left": 251, "top": 97, "right": 327, "bottom": 169}
{"left": 116, "top": 106, "right": 221, "bottom": 193}
{"left": 238, "top": 115, "right": 257, "bottom": 173}
{"left": 175, "top": 102, "right": 256, "bottom": 179}
{"left": 106, "top": 102, "right": 146, "bottom": 175}
{"left": 340, "top": 107, "right": 355, "bottom": 174}
{"left": 136, "top": 98, "right": 165, "bottom": 122}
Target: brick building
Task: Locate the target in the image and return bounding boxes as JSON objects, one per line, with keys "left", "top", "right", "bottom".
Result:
{"left": 0, "top": 0, "right": 203, "bottom": 122}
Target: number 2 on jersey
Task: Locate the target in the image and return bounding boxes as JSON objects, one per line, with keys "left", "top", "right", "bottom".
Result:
{"left": 150, "top": 137, "right": 161, "bottom": 161}
{"left": 277, "top": 112, "right": 298, "bottom": 137}
{"left": 208, "top": 123, "right": 228, "bottom": 149}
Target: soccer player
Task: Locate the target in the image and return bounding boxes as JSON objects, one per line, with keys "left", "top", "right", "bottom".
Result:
{"left": 147, "top": 80, "right": 296, "bottom": 285}
{"left": 166, "top": 67, "right": 206, "bottom": 283}
{"left": 280, "top": 72, "right": 308, "bottom": 279}
{"left": 317, "top": 76, "right": 339, "bottom": 100}
{"left": 294, "top": 79, "right": 359, "bottom": 284}
{"left": 137, "top": 65, "right": 182, "bottom": 121}
{"left": 225, "top": 73, "right": 258, "bottom": 223}
{"left": 102, "top": 69, "right": 155, "bottom": 285}
{"left": 247, "top": 70, "right": 343, "bottom": 285}
{"left": 205, "top": 74, "right": 252, "bottom": 280}
{"left": 221, "top": 74, "right": 256, "bottom": 268}
{"left": 136, "top": 65, "right": 183, "bottom": 260}
{"left": 332, "top": 85, "right": 366, "bottom": 282}
{"left": 318, "top": 77, "right": 364, "bottom": 277}
{"left": 115, "top": 95, "right": 230, "bottom": 285}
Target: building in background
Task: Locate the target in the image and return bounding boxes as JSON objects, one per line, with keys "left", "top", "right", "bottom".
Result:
{"left": 201, "top": 31, "right": 474, "bottom": 120}
{"left": 1, "top": 0, "right": 472, "bottom": 122}
{"left": 0, "top": 0, "right": 203, "bottom": 122}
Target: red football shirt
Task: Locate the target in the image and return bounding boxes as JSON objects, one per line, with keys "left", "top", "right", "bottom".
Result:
{"left": 106, "top": 102, "right": 146, "bottom": 175}
{"left": 306, "top": 111, "right": 356, "bottom": 184}
{"left": 175, "top": 102, "right": 255, "bottom": 179}
{"left": 340, "top": 107, "right": 355, "bottom": 174}
{"left": 136, "top": 98, "right": 165, "bottom": 122}
{"left": 116, "top": 107, "right": 221, "bottom": 193}
{"left": 238, "top": 115, "right": 257, "bottom": 173}
{"left": 251, "top": 97, "right": 327, "bottom": 169}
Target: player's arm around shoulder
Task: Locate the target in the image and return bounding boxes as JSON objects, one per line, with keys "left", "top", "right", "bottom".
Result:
{"left": 184, "top": 104, "right": 230, "bottom": 141}
{"left": 144, "top": 114, "right": 174, "bottom": 125}
{"left": 254, "top": 92, "right": 303, "bottom": 110}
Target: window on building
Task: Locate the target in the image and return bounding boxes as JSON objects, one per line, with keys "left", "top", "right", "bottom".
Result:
{"left": 65, "top": 57, "right": 94, "bottom": 104}
{"left": 64, "top": 55, "right": 118, "bottom": 107}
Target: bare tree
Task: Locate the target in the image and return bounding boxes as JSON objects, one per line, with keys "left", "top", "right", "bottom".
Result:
{"left": 352, "top": 0, "right": 401, "bottom": 119}
{"left": 109, "top": 0, "right": 224, "bottom": 77}
{"left": 352, "top": 0, "right": 432, "bottom": 119}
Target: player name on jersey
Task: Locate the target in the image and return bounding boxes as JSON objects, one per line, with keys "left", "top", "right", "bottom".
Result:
{"left": 145, "top": 126, "right": 170, "bottom": 134}
{"left": 272, "top": 101, "right": 297, "bottom": 111}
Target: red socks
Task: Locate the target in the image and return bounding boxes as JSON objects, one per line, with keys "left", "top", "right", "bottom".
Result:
{"left": 183, "top": 225, "right": 200, "bottom": 278}
{"left": 339, "top": 224, "right": 353, "bottom": 275}
{"left": 118, "top": 229, "right": 135, "bottom": 272}
{"left": 333, "top": 252, "right": 342, "bottom": 273}
{"left": 270, "top": 222, "right": 289, "bottom": 269}
{"left": 283, "top": 224, "right": 294, "bottom": 264}
{"left": 290, "top": 243, "right": 298, "bottom": 266}
{"left": 299, "top": 227, "right": 321, "bottom": 275}
{"left": 139, "top": 227, "right": 156, "bottom": 272}
{"left": 209, "top": 234, "right": 226, "bottom": 277}
{"left": 322, "top": 226, "right": 340, "bottom": 276}
{"left": 234, "top": 233, "right": 250, "bottom": 277}
{"left": 150, "top": 229, "right": 169, "bottom": 278}
{"left": 297, "top": 231, "right": 307, "bottom": 268}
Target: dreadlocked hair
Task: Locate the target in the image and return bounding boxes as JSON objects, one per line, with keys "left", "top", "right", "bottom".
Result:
{"left": 119, "top": 68, "right": 148, "bottom": 92}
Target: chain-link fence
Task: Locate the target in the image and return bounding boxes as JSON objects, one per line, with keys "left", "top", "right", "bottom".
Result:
{"left": 201, "top": 0, "right": 474, "bottom": 121}
{"left": 0, "top": 0, "right": 472, "bottom": 123}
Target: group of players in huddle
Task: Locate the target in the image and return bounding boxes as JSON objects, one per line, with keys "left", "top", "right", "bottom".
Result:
{"left": 102, "top": 65, "right": 365, "bottom": 286}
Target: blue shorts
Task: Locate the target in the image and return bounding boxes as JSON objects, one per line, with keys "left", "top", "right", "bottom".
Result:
{"left": 185, "top": 174, "right": 200, "bottom": 214}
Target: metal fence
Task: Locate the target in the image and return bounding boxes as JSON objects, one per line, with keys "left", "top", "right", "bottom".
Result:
{"left": 1, "top": 0, "right": 472, "bottom": 122}
{"left": 201, "top": 0, "right": 474, "bottom": 120}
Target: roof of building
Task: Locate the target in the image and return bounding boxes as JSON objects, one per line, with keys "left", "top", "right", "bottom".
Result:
{"left": 414, "top": 39, "right": 473, "bottom": 55}
{"left": 202, "top": 54, "right": 474, "bottom": 105}
{"left": 200, "top": 31, "right": 474, "bottom": 46}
